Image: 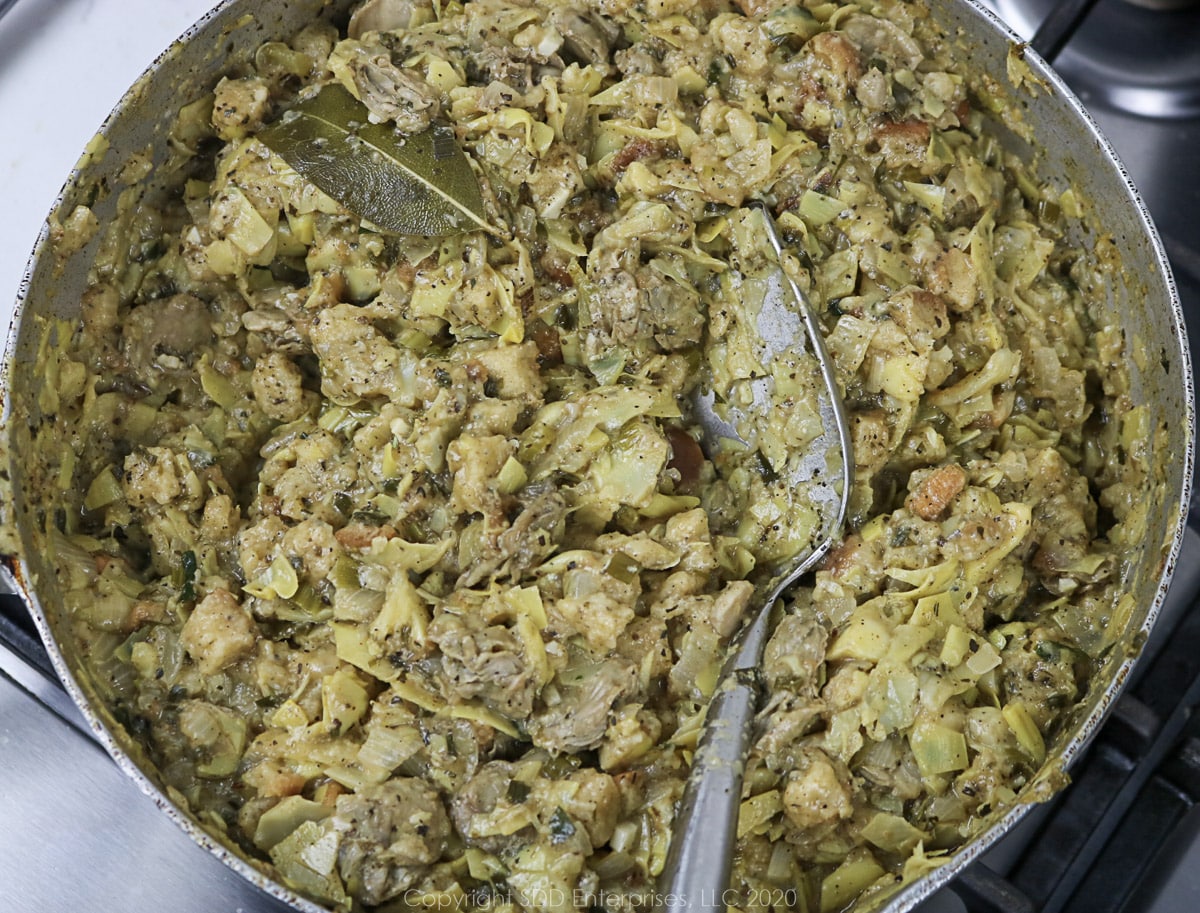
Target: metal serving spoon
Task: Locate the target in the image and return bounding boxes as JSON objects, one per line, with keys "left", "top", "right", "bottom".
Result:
{"left": 662, "top": 202, "right": 854, "bottom": 911}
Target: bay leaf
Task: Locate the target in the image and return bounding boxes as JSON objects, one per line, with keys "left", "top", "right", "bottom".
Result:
{"left": 258, "top": 83, "right": 493, "bottom": 237}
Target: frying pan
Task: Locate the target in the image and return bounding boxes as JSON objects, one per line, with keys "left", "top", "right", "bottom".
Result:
{"left": 0, "top": 1, "right": 1191, "bottom": 910}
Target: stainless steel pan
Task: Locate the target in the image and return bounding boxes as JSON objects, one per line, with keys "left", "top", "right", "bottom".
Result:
{"left": 0, "top": 1, "right": 1191, "bottom": 910}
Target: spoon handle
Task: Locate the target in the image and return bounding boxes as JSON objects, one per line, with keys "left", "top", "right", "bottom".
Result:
{"left": 661, "top": 669, "right": 760, "bottom": 913}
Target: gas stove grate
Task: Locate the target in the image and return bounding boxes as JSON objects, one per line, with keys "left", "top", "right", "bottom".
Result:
{"left": 0, "top": 594, "right": 55, "bottom": 682}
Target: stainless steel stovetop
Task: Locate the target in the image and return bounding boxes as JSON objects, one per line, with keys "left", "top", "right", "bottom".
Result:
{"left": 2, "top": 1, "right": 1200, "bottom": 911}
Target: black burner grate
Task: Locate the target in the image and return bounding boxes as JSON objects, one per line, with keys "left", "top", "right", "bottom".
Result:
{"left": 0, "top": 594, "right": 55, "bottom": 681}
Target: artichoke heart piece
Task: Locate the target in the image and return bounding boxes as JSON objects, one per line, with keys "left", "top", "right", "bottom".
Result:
{"left": 269, "top": 821, "right": 349, "bottom": 907}
{"left": 587, "top": 420, "right": 670, "bottom": 509}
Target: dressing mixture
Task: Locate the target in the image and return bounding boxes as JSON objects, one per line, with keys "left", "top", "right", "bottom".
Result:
{"left": 28, "top": 0, "right": 1153, "bottom": 910}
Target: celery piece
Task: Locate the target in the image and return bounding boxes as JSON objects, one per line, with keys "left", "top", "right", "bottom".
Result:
{"left": 820, "top": 856, "right": 886, "bottom": 913}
